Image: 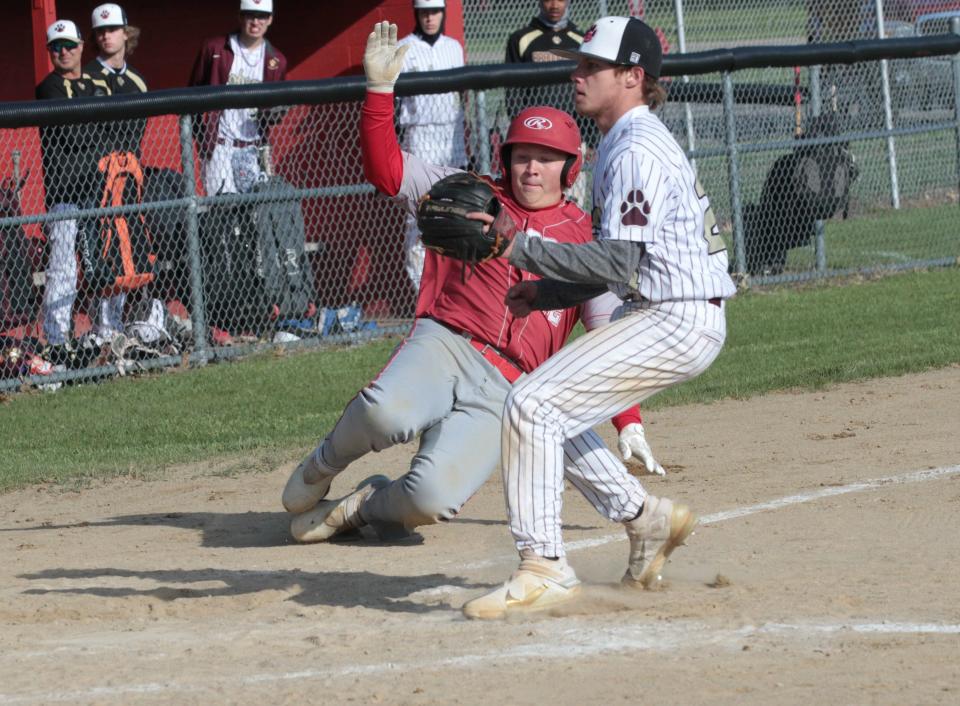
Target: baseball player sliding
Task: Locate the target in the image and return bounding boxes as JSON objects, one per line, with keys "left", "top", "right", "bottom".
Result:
{"left": 279, "top": 22, "right": 662, "bottom": 544}
{"left": 459, "top": 16, "right": 737, "bottom": 619}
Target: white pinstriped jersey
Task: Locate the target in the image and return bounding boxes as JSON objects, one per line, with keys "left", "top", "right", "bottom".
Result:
{"left": 594, "top": 105, "right": 737, "bottom": 303}
{"left": 397, "top": 33, "right": 464, "bottom": 127}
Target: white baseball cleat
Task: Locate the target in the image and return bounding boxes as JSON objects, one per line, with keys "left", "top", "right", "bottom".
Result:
{"left": 462, "top": 551, "right": 581, "bottom": 620}
{"left": 282, "top": 453, "right": 335, "bottom": 514}
{"left": 622, "top": 494, "right": 697, "bottom": 589}
{"left": 290, "top": 475, "right": 390, "bottom": 543}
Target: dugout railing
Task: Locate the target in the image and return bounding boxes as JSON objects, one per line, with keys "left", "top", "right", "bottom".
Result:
{"left": 1, "top": 33, "right": 959, "bottom": 391}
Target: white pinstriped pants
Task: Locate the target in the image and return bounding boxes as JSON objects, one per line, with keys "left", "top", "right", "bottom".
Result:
{"left": 502, "top": 299, "right": 726, "bottom": 558}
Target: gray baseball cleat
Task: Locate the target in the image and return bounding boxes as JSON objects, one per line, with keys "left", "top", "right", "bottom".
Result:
{"left": 290, "top": 475, "right": 390, "bottom": 543}
{"left": 622, "top": 495, "right": 697, "bottom": 589}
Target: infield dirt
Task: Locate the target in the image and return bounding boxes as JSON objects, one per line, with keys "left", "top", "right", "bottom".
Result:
{"left": 2, "top": 366, "right": 959, "bottom": 705}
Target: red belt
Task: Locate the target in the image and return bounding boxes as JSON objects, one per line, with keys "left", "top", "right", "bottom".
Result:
{"left": 468, "top": 339, "right": 523, "bottom": 384}
{"left": 216, "top": 137, "right": 261, "bottom": 148}
{"left": 709, "top": 297, "right": 721, "bottom": 308}
{"left": 429, "top": 317, "right": 524, "bottom": 384}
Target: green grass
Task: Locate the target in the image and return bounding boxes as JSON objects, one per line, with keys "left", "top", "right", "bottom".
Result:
{"left": 786, "top": 201, "right": 960, "bottom": 270}
{"left": 652, "top": 267, "right": 960, "bottom": 408}
{"left": 1, "top": 266, "right": 958, "bottom": 491}
{"left": 0, "top": 342, "right": 397, "bottom": 490}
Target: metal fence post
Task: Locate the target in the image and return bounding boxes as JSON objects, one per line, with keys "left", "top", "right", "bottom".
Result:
{"left": 810, "top": 66, "right": 822, "bottom": 115}
{"left": 809, "top": 67, "right": 827, "bottom": 273}
{"left": 721, "top": 72, "right": 746, "bottom": 276}
{"left": 674, "top": 0, "right": 698, "bottom": 172}
{"left": 952, "top": 16, "right": 960, "bottom": 199}
{"left": 178, "top": 114, "right": 210, "bottom": 364}
{"left": 474, "top": 90, "right": 491, "bottom": 176}
{"left": 874, "top": 0, "right": 901, "bottom": 209}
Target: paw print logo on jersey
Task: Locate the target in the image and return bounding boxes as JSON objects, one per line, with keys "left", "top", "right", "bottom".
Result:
{"left": 620, "top": 190, "right": 652, "bottom": 227}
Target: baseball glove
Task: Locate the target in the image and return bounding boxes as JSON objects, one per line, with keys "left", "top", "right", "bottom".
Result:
{"left": 416, "top": 172, "right": 513, "bottom": 264}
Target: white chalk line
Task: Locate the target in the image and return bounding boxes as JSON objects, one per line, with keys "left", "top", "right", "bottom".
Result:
{"left": 2, "top": 619, "right": 958, "bottom": 704}
{"left": 457, "top": 464, "right": 960, "bottom": 570}
{"left": 2, "top": 463, "right": 958, "bottom": 705}
{"left": 868, "top": 250, "right": 912, "bottom": 262}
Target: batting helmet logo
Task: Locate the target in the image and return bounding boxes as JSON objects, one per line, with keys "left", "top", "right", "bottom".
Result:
{"left": 522, "top": 117, "right": 553, "bottom": 130}
{"left": 583, "top": 25, "right": 598, "bottom": 43}
{"left": 502, "top": 106, "right": 584, "bottom": 189}
{"left": 100, "top": 10, "right": 110, "bottom": 19}
{"left": 55, "top": 23, "right": 65, "bottom": 32}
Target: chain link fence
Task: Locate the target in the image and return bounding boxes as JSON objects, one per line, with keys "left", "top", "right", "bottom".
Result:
{"left": 1, "top": 33, "right": 959, "bottom": 391}
{"left": 463, "top": 1, "right": 958, "bottom": 60}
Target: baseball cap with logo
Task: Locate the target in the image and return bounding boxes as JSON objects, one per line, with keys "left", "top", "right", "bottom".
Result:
{"left": 553, "top": 16, "right": 662, "bottom": 79}
{"left": 46, "top": 19, "right": 82, "bottom": 45}
{"left": 240, "top": 0, "right": 274, "bottom": 13}
{"left": 91, "top": 4, "right": 127, "bottom": 29}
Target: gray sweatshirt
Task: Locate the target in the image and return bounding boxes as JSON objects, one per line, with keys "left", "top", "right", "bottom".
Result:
{"left": 507, "top": 232, "right": 646, "bottom": 310}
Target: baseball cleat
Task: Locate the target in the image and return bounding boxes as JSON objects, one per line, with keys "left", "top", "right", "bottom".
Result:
{"left": 290, "top": 475, "right": 390, "bottom": 543}
{"left": 622, "top": 495, "right": 697, "bottom": 589}
{"left": 462, "top": 551, "right": 581, "bottom": 620}
{"left": 281, "top": 453, "right": 335, "bottom": 514}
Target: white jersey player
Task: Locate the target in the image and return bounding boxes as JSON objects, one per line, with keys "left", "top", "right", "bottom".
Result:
{"left": 463, "top": 16, "right": 737, "bottom": 619}
{"left": 397, "top": 0, "right": 467, "bottom": 290}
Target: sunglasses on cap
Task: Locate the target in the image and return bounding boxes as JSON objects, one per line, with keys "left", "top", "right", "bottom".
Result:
{"left": 48, "top": 40, "right": 80, "bottom": 53}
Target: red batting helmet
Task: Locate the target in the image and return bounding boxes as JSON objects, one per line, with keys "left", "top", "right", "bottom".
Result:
{"left": 500, "top": 106, "right": 583, "bottom": 189}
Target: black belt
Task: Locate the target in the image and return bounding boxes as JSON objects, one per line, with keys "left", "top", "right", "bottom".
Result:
{"left": 216, "top": 137, "right": 261, "bottom": 148}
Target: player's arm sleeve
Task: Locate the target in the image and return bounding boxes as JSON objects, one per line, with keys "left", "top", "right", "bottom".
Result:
{"left": 361, "top": 91, "right": 460, "bottom": 208}
{"left": 530, "top": 280, "right": 609, "bottom": 310}
{"left": 507, "top": 232, "right": 646, "bottom": 287}
{"left": 361, "top": 91, "right": 405, "bottom": 196}
{"left": 612, "top": 407, "right": 642, "bottom": 431}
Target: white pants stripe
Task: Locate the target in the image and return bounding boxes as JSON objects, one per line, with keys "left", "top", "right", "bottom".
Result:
{"left": 502, "top": 300, "right": 726, "bottom": 557}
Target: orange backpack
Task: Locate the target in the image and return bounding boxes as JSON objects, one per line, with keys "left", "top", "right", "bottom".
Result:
{"left": 92, "top": 151, "right": 156, "bottom": 294}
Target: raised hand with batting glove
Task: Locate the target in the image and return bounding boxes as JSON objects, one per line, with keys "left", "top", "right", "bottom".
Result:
{"left": 364, "top": 21, "right": 409, "bottom": 93}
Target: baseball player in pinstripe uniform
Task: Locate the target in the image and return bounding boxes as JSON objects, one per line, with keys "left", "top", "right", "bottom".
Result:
{"left": 463, "top": 16, "right": 737, "bottom": 619}
{"left": 279, "top": 22, "right": 662, "bottom": 545}
{"left": 397, "top": 0, "right": 468, "bottom": 291}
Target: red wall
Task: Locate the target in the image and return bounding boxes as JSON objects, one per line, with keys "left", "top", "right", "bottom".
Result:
{"left": 3, "top": 2, "right": 468, "bottom": 324}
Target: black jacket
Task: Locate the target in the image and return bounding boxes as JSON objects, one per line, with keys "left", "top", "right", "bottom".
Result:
{"left": 83, "top": 59, "right": 149, "bottom": 156}
{"left": 35, "top": 72, "right": 112, "bottom": 210}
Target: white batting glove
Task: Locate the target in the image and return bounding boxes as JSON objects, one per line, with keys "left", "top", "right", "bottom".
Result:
{"left": 364, "top": 21, "right": 409, "bottom": 94}
{"left": 617, "top": 423, "right": 666, "bottom": 476}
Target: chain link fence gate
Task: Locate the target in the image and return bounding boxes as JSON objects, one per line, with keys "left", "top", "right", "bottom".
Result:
{"left": 1, "top": 33, "right": 958, "bottom": 391}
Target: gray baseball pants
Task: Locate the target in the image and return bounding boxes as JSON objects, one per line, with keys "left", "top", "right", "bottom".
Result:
{"left": 312, "top": 317, "right": 513, "bottom": 537}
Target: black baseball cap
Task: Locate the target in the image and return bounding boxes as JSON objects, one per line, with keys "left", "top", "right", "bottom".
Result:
{"left": 553, "top": 16, "right": 662, "bottom": 79}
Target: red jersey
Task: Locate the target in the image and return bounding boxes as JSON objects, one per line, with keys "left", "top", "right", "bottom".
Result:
{"left": 361, "top": 91, "right": 591, "bottom": 374}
